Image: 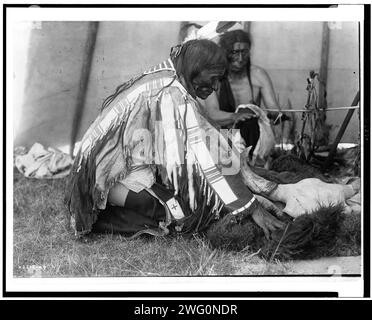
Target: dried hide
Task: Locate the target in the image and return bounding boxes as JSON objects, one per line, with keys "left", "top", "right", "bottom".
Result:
{"left": 240, "top": 150, "right": 359, "bottom": 218}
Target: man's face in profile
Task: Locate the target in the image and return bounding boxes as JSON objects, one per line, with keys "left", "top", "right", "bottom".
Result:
{"left": 191, "top": 69, "right": 225, "bottom": 99}
{"left": 229, "top": 42, "right": 250, "bottom": 72}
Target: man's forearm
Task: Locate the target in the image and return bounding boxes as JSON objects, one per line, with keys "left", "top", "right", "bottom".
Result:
{"left": 209, "top": 110, "right": 236, "bottom": 126}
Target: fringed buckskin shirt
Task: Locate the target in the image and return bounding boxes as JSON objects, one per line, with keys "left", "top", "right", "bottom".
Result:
{"left": 65, "top": 59, "right": 258, "bottom": 236}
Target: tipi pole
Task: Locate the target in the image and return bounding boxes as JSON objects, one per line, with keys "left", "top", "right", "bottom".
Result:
{"left": 70, "top": 22, "right": 99, "bottom": 156}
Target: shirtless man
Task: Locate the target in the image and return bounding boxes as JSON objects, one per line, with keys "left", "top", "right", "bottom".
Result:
{"left": 201, "top": 30, "right": 284, "bottom": 156}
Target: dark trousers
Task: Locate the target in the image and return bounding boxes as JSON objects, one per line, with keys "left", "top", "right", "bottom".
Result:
{"left": 92, "top": 188, "right": 167, "bottom": 235}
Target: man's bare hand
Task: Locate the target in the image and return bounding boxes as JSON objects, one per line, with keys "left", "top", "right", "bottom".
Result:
{"left": 251, "top": 204, "right": 285, "bottom": 240}
{"left": 233, "top": 112, "right": 257, "bottom": 125}
{"left": 254, "top": 194, "right": 284, "bottom": 218}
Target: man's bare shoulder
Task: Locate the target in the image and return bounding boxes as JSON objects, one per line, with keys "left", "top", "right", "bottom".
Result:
{"left": 250, "top": 65, "right": 270, "bottom": 79}
{"left": 250, "top": 65, "right": 272, "bottom": 86}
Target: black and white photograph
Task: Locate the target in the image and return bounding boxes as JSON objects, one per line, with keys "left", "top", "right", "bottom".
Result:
{"left": 3, "top": 3, "right": 369, "bottom": 299}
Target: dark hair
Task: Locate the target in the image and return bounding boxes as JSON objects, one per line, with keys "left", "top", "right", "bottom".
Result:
{"left": 219, "top": 29, "right": 252, "bottom": 54}
{"left": 219, "top": 30, "right": 253, "bottom": 97}
{"left": 172, "top": 39, "right": 228, "bottom": 95}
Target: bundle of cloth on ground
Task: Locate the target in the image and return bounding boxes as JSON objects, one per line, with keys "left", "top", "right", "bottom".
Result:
{"left": 65, "top": 57, "right": 360, "bottom": 241}
{"left": 15, "top": 143, "right": 73, "bottom": 179}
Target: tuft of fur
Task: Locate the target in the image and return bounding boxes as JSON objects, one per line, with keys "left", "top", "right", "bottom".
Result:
{"left": 251, "top": 166, "right": 332, "bottom": 184}
{"left": 270, "top": 154, "right": 324, "bottom": 177}
{"left": 262, "top": 204, "right": 344, "bottom": 260}
{"left": 334, "top": 146, "right": 361, "bottom": 176}
{"left": 332, "top": 212, "right": 361, "bottom": 256}
{"left": 206, "top": 204, "right": 360, "bottom": 261}
{"left": 206, "top": 213, "right": 264, "bottom": 252}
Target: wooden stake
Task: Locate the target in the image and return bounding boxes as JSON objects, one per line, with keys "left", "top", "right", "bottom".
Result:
{"left": 322, "top": 91, "right": 360, "bottom": 170}
{"left": 319, "top": 22, "right": 330, "bottom": 111}
{"left": 316, "top": 22, "right": 331, "bottom": 148}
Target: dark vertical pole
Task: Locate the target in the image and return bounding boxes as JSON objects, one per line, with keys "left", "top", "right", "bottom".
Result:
{"left": 322, "top": 91, "right": 360, "bottom": 170}
{"left": 319, "top": 22, "right": 330, "bottom": 110}
{"left": 317, "top": 22, "right": 331, "bottom": 147}
{"left": 70, "top": 21, "right": 99, "bottom": 156}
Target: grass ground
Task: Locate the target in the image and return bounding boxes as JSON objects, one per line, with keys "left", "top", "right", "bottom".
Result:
{"left": 13, "top": 148, "right": 362, "bottom": 279}
{"left": 13, "top": 169, "right": 293, "bottom": 277}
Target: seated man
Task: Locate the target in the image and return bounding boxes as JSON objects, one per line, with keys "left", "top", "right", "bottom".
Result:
{"left": 201, "top": 30, "right": 284, "bottom": 163}
{"left": 65, "top": 39, "right": 284, "bottom": 239}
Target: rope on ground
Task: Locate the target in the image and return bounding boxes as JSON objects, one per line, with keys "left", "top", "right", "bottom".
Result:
{"left": 266, "top": 106, "right": 360, "bottom": 113}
